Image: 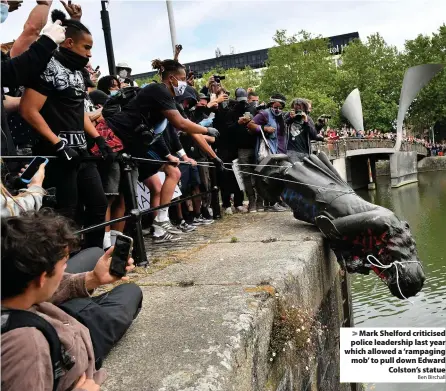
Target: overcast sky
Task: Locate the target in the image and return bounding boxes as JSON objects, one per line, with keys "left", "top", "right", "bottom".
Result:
{"left": 2, "top": 0, "right": 445, "bottom": 76}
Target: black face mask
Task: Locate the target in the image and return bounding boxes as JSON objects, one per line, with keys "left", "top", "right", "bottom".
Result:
{"left": 55, "top": 47, "right": 89, "bottom": 71}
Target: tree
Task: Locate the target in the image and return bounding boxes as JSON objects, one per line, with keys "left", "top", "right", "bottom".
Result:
{"left": 258, "top": 30, "right": 340, "bottom": 125}
{"left": 403, "top": 24, "right": 446, "bottom": 134}
{"left": 134, "top": 73, "right": 161, "bottom": 86}
{"left": 194, "top": 66, "right": 261, "bottom": 96}
{"left": 335, "top": 33, "right": 405, "bottom": 131}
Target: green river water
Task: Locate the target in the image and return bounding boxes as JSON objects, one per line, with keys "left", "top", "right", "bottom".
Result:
{"left": 353, "top": 171, "right": 446, "bottom": 391}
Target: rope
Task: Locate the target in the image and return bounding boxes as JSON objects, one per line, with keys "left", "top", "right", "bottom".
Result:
{"left": 366, "top": 255, "right": 421, "bottom": 303}
{"left": 225, "top": 166, "right": 354, "bottom": 194}
{"left": 132, "top": 157, "right": 285, "bottom": 168}
{"left": 2, "top": 154, "right": 354, "bottom": 196}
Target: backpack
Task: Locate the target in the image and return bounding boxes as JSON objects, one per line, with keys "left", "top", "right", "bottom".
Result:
{"left": 101, "top": 86, "right": 160, "bottom": 147}
{"left": 1, "top": 309, "right": 74, "bottom": 391}
{"left": 101, "top": 86, "right": 140, "bottom": 119}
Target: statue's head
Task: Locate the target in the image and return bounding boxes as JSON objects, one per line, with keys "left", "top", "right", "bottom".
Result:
{"left": 372, "top": 220, "right": 425, "bottom": 299}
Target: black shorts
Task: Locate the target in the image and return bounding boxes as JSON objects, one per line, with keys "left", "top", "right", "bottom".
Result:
{"left": 129, "top": 144, "right": 165, "bottom": 182}
{"left": 179, "top": 164, "right": 201, "bottom": 193}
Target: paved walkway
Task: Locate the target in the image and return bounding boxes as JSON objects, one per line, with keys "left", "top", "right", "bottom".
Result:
{"left": 101, "top": 212, "right": 341, "bottom": 391}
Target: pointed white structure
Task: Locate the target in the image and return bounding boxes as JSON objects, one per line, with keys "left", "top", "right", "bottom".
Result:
{"left": 394, "top": 64, "right": 444, "bottom": 151}
{"left": 341, "top": 88, "right": 364, "bottom": 132}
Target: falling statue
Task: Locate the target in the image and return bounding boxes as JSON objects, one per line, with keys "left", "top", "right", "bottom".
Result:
{"left": 253, "top": 64, "right": 445, "bottom": 299}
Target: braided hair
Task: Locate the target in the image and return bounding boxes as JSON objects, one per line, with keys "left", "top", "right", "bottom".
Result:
{"left": 151, "top": 58, "right": 185, "bottom": 80}
{"left": 51, "top": 9, "right": 91, "bottom": 40}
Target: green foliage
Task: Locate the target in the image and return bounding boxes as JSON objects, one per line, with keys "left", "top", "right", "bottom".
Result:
{"left": 335, "top": 33, "right": 405, "bottom": 131}
{"left": 194, "top": 66, "right": 261, "bottom": 96}
{"left": 133, "top": 26, "right": 445, "bottom": 132}
{"left": 134, "top": 73, "right": 161, "bottom": 86}
{"left": 403, "top": 24, "right": 446, "bottom": 132}
{"left": 258, "top": 30, "right": 339, "bottom": 124}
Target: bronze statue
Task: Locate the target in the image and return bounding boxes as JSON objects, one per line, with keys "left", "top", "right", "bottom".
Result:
{"left": 255, "top": 153, "right": 424, "bottom": 299}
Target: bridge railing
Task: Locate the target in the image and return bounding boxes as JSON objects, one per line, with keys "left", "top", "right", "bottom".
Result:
{"left": 311, "top": 138, "right": 428, "bottom": 158}
{"left": 400, "top": 141, "right": 428, "bottom": 155}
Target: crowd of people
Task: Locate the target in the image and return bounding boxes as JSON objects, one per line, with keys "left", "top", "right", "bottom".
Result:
{"left": 320, "top": 127, "right": 446, "bottom": 155}
{"left": 1, "top": 1, "right": 444, "bottom": 390}
{"left": 0, "top": 2, "right": 330, "bottom": 389}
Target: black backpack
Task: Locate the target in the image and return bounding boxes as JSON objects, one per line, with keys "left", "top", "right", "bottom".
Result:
{"left": 101, "top": 86, "right": 140, "bottom": 119}
{"left": 1, "top": 309, "right": 74, "bottom": 391}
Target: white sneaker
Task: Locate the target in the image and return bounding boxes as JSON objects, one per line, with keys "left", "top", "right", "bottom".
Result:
{"left": 236, "top": 206, "right": 248, "bottom": 213}
{"left": 224, "top": 207, "right": 233, "bottom": 215}
{"left": 153, "top": 232, "right": 182, "bottom": 244}
{"left": 153, "top": 220, "right": 183, "bottom": 235}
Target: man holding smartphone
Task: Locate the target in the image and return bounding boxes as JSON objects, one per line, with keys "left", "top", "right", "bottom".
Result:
{"left": 1, "top": 211, "right": 143, "bottom": 391}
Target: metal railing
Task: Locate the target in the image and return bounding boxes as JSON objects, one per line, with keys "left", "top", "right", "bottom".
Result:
{"left": 312, "top": 138, "right": 428, "bottom": 159}
{"left": 1, "top": 154, "right": 218, "bottom": 267}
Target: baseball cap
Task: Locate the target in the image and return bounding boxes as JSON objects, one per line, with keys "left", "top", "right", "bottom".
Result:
{"left": 235, "top": 88, "right": 248, "bottom": 102}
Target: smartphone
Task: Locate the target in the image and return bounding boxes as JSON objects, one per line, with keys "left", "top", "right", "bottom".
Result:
{"left": 244, "top": 112, "right": 251, "bottom": 119}
{"left": 109, "top": 235, "right": 133, "bottom": 277}
{"left": 20, "top": 157, "right": 49, "bottom": 184}
{"left": 210, "top": 93, "right": 217, "bottom": 101}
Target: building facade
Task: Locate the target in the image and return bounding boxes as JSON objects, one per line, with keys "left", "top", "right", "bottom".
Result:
{"left": 132, "top": 32, "right": 359, "bottom": 81}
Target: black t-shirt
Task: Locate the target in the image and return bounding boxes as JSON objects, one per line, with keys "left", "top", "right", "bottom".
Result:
{"left": 28, "top": 56, "right": 87, "bottom": 151}
{"left": 106, "top": 83, "right": 177, "bottom": 145}
{"left": 287, "top": 120, "right": 311, "bottom": 154}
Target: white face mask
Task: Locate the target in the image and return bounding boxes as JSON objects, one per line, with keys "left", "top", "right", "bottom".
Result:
{"left": 0, "top": 3, "right": 9, "bottom": 24}
{"left": 118, "top": 70, "right": 128, "bottom": 78}
{"left": 271, "top": 107, "right": 282, "bottom": 116}
{"left": 172, "top": 76, "right": 187, "bottom": 96}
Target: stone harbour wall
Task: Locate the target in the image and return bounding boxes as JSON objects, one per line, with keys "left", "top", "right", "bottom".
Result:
{"left": 376, "top": 156, "right": 446, "bottom": 177}
{"left": 101, "top": 213, "right": 352, "bottom": 391}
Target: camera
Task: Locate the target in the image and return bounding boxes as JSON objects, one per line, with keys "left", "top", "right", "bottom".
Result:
{"left": 294, "top": 110, "right": 305, "bottom": 121}
{"left": 213, "top": 75, "right": 225, "bottom": 83}
{"left": 320, "top": 114, "right": 332, "bottom": 119}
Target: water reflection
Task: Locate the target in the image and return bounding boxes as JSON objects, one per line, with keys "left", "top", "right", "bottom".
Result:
{"left": 352, "top": 172, "right": 446, "bottom": 391}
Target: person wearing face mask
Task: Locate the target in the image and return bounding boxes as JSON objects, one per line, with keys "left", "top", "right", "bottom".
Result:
{"left": 19, "top": 11, "right": 110, "bottom": 249}
{"left": 247, "top": 93, "right": 287, "bottom": 157}
{"left": 247, "top": 93, "right": 288, "bottom": 212}
{"left": 97, "top": 75, "right": 121, "bottom": 96}
{"left": 1, "top": 11, "right": 65, "bottom": 161}
{"left": 0, "top": 0, "right": 21, "bottom": 24}
{"left": 115, "top": 62, "right": 138, "bottom": 87}
{"left": 104, "top": 58, "right": 223, "bottom": 242}
{"left": 247, "top": 91, "right": 259, "bottom": 109}
{"left": 284, "top": 98, "right": 325, "bottom": 162}
{"left": 230, "top": 89, "right": 264, "bottom": 212}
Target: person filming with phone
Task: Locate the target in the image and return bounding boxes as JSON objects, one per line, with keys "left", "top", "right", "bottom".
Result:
{"left": 1, "top": 160, "right": 47, "bottom": 217}
{"left": 284, "top": 98, "right": 324, "bottom": 162}
{"left": 1, "top": 210, "right": 142, "bottom": 391}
